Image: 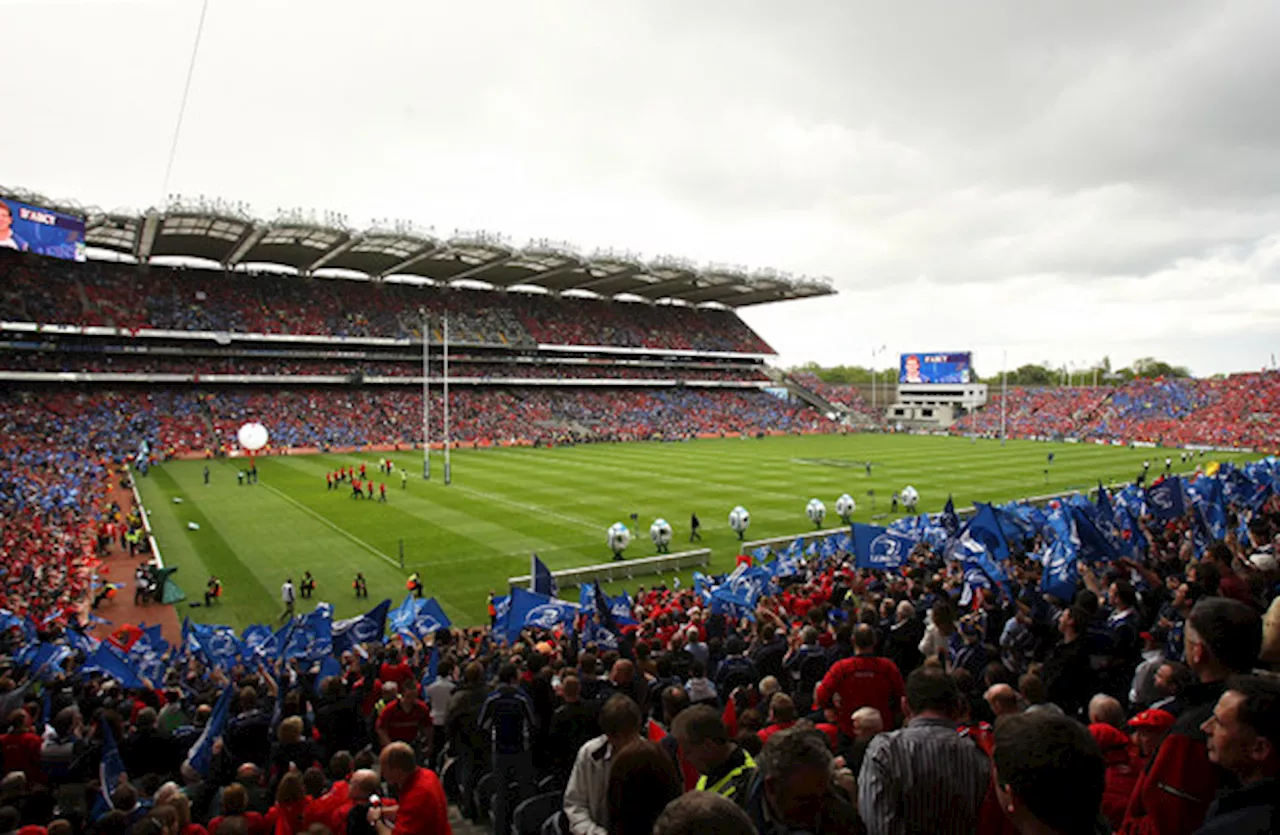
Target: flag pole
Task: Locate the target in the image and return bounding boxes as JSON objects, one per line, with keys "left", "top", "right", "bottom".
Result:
{"left": 1001, "top": 349, "right": 1008, "bottom": 443}
{"left": 421, "top": 309, "right": 430, "bottom": 480}
{"left": 530, "top": 553, "right": 536, "bottom": 592}
{"left": 443, "top": 313, "right": 451, "bottom": 486}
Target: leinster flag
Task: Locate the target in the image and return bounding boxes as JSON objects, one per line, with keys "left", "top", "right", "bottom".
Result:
{"left": 332, "top": 599, "right": 390, "bottom": 653}
{"left": 963, "top": 503, "right": 1011, "bottom": 562}
{"left": 1145, "top": 476, "right": 1185, "bottom": 521}
{"left": 501, "top": 588, "right": 579, "bottom": 644}
{"left": 852, "top": 523, "right": 914, "bottom": 570}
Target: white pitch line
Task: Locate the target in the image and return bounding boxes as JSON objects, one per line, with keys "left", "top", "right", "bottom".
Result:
{"left": 445, "top": 482, "right": 601, "bottom": 534}
{"left": 260, "top": 483, "right": 401, "bottom": 569}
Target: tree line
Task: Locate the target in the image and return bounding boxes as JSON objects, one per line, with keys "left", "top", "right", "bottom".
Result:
{"left": 792, "top": 356, "right": 1193, "bottom": 387}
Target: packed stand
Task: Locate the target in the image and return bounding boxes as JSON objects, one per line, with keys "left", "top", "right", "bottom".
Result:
{"left": 0, "top": 252, "right": 773, "bottom": 354}
{"left": 0, "top": 353, "right": 769, "bottom": 384}
{"left": 953, "top": 386, "right": 1111, "bottom": 438}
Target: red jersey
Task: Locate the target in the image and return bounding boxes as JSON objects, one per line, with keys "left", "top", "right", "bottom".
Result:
{"left": 814, "top": 654, "right": 905, "bottom": 736}
{"left": 390, "top": 767, "right": 451, "bottom": 835}
{"left": 377, "top": 699, "right": 432, "bottom": 744}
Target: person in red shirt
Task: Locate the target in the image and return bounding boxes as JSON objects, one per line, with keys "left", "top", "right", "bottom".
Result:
{"left": 815, "top": 623, "right": 904, "bottom": 736}
{"left": 0, "top": 709, "right": 45, "bottom": 785}
{"left": 757, "top": 694, "right": 798, "bottom": 744}
{"left": 1090, "top": 723, "right": 1142, "bottom": 830}
{"left": 208, "top": 782, "right": 267, "bottom": 835}
{"left": 379, "top": 651, "right": 414, "bottom": 690}
{"left": 370, "top": 742, "right": 451, "bottom": 835}
{"left": 377, "top": 688, "right": 432, "bottom": 749}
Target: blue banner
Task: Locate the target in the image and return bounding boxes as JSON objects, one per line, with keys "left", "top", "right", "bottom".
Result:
{"left": 1145, "top": 477, "right": 1185, "bottom": 520}
{"left": 332, "top": 599, "right": 390, "bottom": 653}
{"left": 501, "top": 588, "right": 580, "bottom": 643}
{"left": 852, "top": 523, "right": 914, "bottom": 570}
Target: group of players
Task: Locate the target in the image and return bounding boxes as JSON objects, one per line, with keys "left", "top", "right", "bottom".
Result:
{"left": 326, "top": 461, "right": 405, "bottom": 501}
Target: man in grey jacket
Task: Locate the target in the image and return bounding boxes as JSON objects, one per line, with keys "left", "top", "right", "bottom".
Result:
{"left": 563, "top": 694, "right": 643, "bottom": 835}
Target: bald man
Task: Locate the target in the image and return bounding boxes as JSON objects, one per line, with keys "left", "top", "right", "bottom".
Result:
{"left": 984, "top": 684, "right": 1024, "bottom": 719}
{"left": 369, "top": 743, "right": 450, "bottom": 835}
{"left": 344, "top": 769, "right": 381, "bottom": 835}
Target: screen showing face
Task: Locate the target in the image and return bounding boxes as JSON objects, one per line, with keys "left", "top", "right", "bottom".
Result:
{"left": 899, "top": 352, "right": 971, "bottom": 384}
{"left": 0, "top": 198, "right": 86, "bottom": 262}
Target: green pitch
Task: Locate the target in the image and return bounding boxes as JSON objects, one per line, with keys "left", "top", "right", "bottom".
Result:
{"left": 134, "top": 434, "right": 1258, "bottom": 629}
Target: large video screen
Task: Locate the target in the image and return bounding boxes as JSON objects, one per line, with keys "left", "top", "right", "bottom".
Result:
{"left": 899, "top": 351, "right": 972, "bottom": 384}
{"left": 0, "top": 197, "right": 86, "bottom": 262}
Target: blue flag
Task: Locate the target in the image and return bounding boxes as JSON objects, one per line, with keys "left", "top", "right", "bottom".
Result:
{"left": 1039, "top": 539, "right": 1080, "bottom": 602}
{"left": 593, "top": 582, "right": 618, "bottom": 633}
{"left": 964, "top": 503, "right": 1011, "bottom": 561}
{"left": 1119, "top": 506, "right": 1149, "bottom": 559}
{"left": 532, "top": 555, "right": 558, "bottom": 597}
{"left": 241, "top": 624, "right": 279, "bottom": 660}
{"left": 692, "top": 573, "right": 712, "bottom": 605}
{"left": 1069, "top": 506, "right": 1121, "bottom": 563}
{"left": 313, "top": 656, "right": 343, "bottom": 695}
{"left": 1096, "top": 482, "right": 1116, "bottom": 524}
{"left": 189, "top": 623, "right": 245, "bottom": 668}
{"left": 389, "top": 596, "right": 452, "bottom": 641}
{"left": 98, "top": 719, "right": 128, "bottom": 810}
{"left": 940, "top": 496, "right": 960, "bottom": 539}
{"left": 332, "top": 599, "right": 390, "bottom": 653}
{"left": 852, "top": 523, "right": 914, "bottom": 570}
{"left": 421, "top": 647, "right": 439, "bottom": 690}
{"left": 184, "top": 684, "right": 235, "bottom": 776}
{"left": 502, "top": 588, "right": 580, "bottom": 644}
{"left": 1146, "top": 477, "right": 1185, "bottom": 521}
{"left": 84, "top": 645, "right": 146, "bottom": 689}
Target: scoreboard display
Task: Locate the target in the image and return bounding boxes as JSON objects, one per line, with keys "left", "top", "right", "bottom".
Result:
{"left": 899, "top": 352, "right": 972, "bottom": 384}
{"left": 0, "top": 197, "right": 86, "bottom": 262}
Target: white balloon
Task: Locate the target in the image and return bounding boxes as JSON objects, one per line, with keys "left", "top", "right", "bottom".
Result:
{"left": 237, "top": 422, "right": 269, "bottom": 451}
{"left": 901, "top": 485, "right": 920, "bottom": 508}
{"left": 649, "top": 518, "right": 673, "bottom": 546}
{"left": 607, "top": 522, "right": 632, "bottom": 551}
{"left": 806, "top": 498, "right": 826, "bottom": 524}
{"left": 835, "top": 494, "right": 857, "bottom": 518}
{"left": 728, "top": 506, "right": 751, "bottom": 533}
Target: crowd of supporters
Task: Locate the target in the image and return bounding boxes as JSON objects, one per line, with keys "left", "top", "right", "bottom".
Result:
{"left": 953, "top": 373, "right": 1280, "bottom": 450}
{"left": 0, "top": 254, "right": 771, "bottom": 354}
{"left": 2, "top": 464, "right": 1279, "bottom": 835}
{"left": 0, "top": 354, "right": 769, "bottom": 384}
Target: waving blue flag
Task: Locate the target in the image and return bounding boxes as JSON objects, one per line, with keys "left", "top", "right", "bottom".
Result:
{"left": 692, "top": 573, "right": 712, "bottom": 605}
{"left": 502, "top": 587, "right": 580, "bottom": 643}
{"left": 964, "top": 504, "right": 1011, "bottom": 561}
{"left": 241, "top": 624, "right": 278, "bottom": 660}
{"left": 940, "top": 496, "right": 960, "bottom": 539}
{"left": 1039, "top": 539, "right": 1080, "bottom": 602}
{"left": 1146, "top": 477, "right": 1185, "bottom": 521}
{"left": 1096, "top": 482, "right": 1116, "bottom": 525}
{"left": 313, "top": 655, "right": 343, "bottom": 695}
{"left": 1119, "top": 506, "right": 1149, "bottom": 559}
{"left": 332, "top": 599, "right": 390, "bottom": 653}
{"left": 190, "top": 623, "right": 245, "bottom": 668}
{"left": 532, "top": 555, "right": 558, "bottom": 596}
{"left": 1069, "top": 506, "right": 1121, "bottom": 563}
{"left": 184, "top": 684, "right": 234, "bottom": 776}
{"left": 84, "top": 645, "right": 146, "bottom": 689}
{"left": 852, "top": 523, "right": 914, "bottom": 570}
{"left": 421, "top": 647, "right": 440, "bottom": 690}
{"left": 389, "top": 595, "right": 452, "bottom": 641}
{"left": 98, "top": 719, "right": 127, "bottom": 811}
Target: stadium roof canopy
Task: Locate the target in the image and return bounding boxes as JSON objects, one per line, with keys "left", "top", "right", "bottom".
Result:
{"left": 65, "top": 197, "right": 836, "bottom": 309}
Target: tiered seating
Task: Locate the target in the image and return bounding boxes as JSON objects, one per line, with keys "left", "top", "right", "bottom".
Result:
{"left": 0, "top": 252, "right": 772, "bottom": 352}
{"left": 790, "top": 372, "right": 881, "bottom": 422}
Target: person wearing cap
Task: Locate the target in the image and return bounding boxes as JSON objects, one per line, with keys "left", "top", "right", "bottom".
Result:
{"left": 1119, "top": 598, "right": 1262, "bottom": 835}
{"left": 1090, "top": 722, "right": 1142, "bottom": 830}
{"left": 1194, "top": 674, "right": 1280, "bottom": 834}
{"left": 1129, "top": 709, "right": 1176, "bottom": 759}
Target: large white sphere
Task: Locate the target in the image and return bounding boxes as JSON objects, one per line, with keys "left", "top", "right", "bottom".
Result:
{"left": 728, "top": 506, "right": 751, "bottom": 533}
{"left": 607, "top": 522, "right": 631, "bottom": 551}
{"left": 649, "top": 518, "right": 673, "bottom": 546}
{"left": 237, "top": 422, "right": 269, "bottom": 451}
{"left": 806, "top": 498, "right": 826, "bottom": 524}
{"left": 901, "top": 485, "right": 920, "bottom": 507}
{"left": 835, "top": 493, "right": 857, "bottom": 518}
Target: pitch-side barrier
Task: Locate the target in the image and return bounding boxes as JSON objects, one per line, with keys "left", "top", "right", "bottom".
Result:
{"left": 508, "top": 548, "right": 711, "bottom": 589}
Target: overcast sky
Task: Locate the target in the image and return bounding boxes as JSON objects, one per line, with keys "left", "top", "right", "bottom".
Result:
{"left": 4, "top": 0, "right": 1279, "bottom": 375}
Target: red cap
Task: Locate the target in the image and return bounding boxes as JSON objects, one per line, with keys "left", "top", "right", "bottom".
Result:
{"left": 1128, "top": 708, "right": 1176, "bottom": 730}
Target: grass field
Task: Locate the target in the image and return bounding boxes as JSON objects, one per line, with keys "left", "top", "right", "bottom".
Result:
{"left": 135, "top": 434, "right": 1260, "bottom": 629}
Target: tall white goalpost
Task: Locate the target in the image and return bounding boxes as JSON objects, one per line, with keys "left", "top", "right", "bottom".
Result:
{"left": 421, "top": 309, "right": 430, "bottom": 480}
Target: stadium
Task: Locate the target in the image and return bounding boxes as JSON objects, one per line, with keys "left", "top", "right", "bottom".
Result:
{"left": 4, "top": 4, "right": 1280, "bottom": 835}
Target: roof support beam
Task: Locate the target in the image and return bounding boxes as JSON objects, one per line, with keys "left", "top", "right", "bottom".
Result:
{"left": 578, "top": 265, "right": 640, "bottom": 290}
{"left": 307, "top": 235, "right": 362, "bottom": 273}
{"left": 377, "top": 243, "right": 446, "bottom": 278}
{"left": 135, "top": 210, "right": 160, "bottom": 262}
{"left": 223, "top": 226, "right": 269, "bottom": 269}
{"left": 446, "top": 253, "right": 519, "bottom": 283}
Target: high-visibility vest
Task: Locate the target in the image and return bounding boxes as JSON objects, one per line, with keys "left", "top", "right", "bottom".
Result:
{"left": 694, "top": 750, "right": 756, "bottom": 799}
